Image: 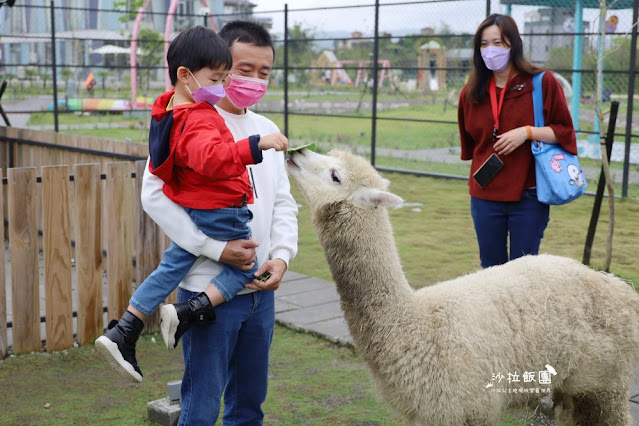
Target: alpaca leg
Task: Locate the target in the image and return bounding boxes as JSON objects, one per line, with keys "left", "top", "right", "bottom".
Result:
{"left": 555, "top": 389, "right": 633, "bottom": 426}
{"left": 551, "top": 390, "right": 578, "bottom": 426}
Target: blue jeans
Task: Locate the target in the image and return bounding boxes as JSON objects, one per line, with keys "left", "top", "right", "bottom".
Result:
{"left": 470, "top": 188, "right": 550, "bottom": 269}
{"left": 130, "top": 206, "right": 257, "bottom": 315}
{"left": 178, "top": 287, "right": 275, "bottom": 426}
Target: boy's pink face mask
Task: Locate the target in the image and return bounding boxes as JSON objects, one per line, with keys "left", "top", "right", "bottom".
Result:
{"left": 225, "top": 74, "right": 268, "bottom": 109}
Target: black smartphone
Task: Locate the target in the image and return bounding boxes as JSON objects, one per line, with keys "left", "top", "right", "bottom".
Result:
{"left": 473, "top": 153, "right": 504, "bottom": 188}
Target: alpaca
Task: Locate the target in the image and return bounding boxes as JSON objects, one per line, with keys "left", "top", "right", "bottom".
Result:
{"left": 286, "top": 148, "right": 639, "bottom": 426}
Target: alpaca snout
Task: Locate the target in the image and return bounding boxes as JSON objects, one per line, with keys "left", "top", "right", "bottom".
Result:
{"left": 286, "top": 148, "right": 312, "bottom": 172}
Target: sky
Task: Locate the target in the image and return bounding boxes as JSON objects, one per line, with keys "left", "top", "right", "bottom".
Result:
{"left": 252, "top": 0, "right": 636, "bottom": 39}
{"left": 252, "top": 0, "right": 489, "bottom": 37}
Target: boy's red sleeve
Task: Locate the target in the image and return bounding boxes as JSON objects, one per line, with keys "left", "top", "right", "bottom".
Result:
{"left": 177, "top": 110, "right": 262, "bottom": 179}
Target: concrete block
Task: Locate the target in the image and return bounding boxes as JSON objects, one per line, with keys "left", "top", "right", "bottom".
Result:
{"left": 303, "top": 317, "right": 353, "bottom": 346}
{"left": 147, "top": 397, "right": 181, "bottom": 426}
{"left": 276, "top": 301, "right": 344, "bottom": 326}
{"left": 279, "top": 285, "right": 340, "bottom": 308}
{"left": 276, "top": 277, "right": 334, "bottom": 297}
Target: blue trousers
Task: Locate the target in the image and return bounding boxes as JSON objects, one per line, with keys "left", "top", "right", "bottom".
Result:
{"left": 178, "top": 287, "right": 275, "bottom": 425}
{"left": 470, "top": 188, "right": 550, "bottom": 268}
{"left": 130, "top": 206, "right": 257, "bottom": 315}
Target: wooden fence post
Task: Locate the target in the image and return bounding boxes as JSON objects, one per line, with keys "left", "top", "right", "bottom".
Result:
{"left": 106, "top": 162, "right": 134, "bottom": 322}
{"left": 42, "top": 165, "right": 74, "bottom": 352}
{"left": 0, "top": 168, "right": 6, "bottom": 359}
{"left": 74, "top": 164, "right": 103, "bottom": 345}
{"left": 8, "top": 167, "right": 40, "bottom": 354}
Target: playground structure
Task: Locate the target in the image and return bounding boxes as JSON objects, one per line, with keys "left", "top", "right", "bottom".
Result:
{"left": 417, "top": 40, "right": 446, "bottom": 91}
{"left": 47, "top": 97, "right": 154, "bottom": 113}
{"left": 311, "top": 50, "right": 395, "bottom": 88}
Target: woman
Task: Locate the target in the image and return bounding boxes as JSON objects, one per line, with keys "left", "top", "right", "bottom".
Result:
{"left": 458, "top": 14, "right": 577, "bottom": 268}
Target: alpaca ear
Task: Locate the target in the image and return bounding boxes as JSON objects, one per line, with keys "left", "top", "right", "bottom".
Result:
{"left": 349, "top": 187, "right": 404, "bottom": 209}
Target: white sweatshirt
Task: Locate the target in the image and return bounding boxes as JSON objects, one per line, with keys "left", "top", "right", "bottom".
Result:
{"left": 140, "top": 106, "right": 299, "bottom": 294}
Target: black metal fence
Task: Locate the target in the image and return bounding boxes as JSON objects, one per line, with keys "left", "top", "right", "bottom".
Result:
{"left": 0, "top": 0, "right": 637, "bottom": 195}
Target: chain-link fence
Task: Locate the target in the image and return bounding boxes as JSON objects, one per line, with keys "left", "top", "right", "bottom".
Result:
{"left": 1, "top": 0, "right": 637, "bottom": 195}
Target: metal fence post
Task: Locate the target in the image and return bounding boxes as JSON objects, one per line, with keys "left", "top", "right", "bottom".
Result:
{"left": 283, "top": 4, "right": 289, "bottom": 138}
{"left": 50, "top": 0, "right": 59, "bottom": 133}
{"left": 370, "top": 0, "right": 380, "bottom": 166}
{"left": 621, "top": 0, "right": 638, "bottom": 198}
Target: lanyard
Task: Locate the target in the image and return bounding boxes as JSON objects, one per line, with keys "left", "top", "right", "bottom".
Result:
{"left": 488, "top": 69, "right": 515, "bottom": 138}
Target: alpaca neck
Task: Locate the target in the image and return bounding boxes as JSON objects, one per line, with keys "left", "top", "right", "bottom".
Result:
{"left": 314, "top": 202, "right": 414, "bottom": 347}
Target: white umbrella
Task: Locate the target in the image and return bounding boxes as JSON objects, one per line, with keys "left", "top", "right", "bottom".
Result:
{"left": 91, "top": 44, "right": 141, "bottom": 55}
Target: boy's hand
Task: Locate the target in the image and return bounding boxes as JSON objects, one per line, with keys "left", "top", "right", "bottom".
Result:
{"left": 258, "top": 133, "right": 289, "bottom": 152}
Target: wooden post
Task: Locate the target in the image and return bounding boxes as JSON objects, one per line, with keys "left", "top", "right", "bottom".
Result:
{"left": 8, "top": 167, "right": 40, "bottom": 354}
{"left": 0, "top": 168, "right": 6, "bottom": 359}
{"left": 74, "top": 164, "right": 103, "bottom": 344}
{"left": 106, "top": 162, "right": 134, "bottom": 322}
{"left": 42, "top": 165, "right": 74, "bottom": 352}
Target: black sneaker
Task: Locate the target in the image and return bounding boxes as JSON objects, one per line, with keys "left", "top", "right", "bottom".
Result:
{"left": 160, "top": 292, "right": 216, "bottom": 350}
{"left": 95, "top": 311, "right": 144, "bottom": 383}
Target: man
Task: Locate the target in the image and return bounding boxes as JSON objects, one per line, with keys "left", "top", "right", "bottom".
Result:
{"left": 141, "top": 21, "right": 298, "bottom": 425}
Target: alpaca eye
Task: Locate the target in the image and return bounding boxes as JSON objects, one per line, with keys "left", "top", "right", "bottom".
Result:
{"left": 330, "top": 170, "right": 341, "bottom": 183}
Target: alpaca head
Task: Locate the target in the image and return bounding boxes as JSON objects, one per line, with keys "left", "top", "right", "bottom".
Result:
{"left": 286, "top": 149, "right": 403, "bottom": 212}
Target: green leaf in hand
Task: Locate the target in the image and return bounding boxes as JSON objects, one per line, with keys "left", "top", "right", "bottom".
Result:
{"left": 286, "top": 143, "right": 316, "bottom": 157}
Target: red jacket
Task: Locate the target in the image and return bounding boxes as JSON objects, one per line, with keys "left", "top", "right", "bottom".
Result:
{"left": 148, "top": 90, "right": 262, "bottom": 209}
{"left": 458, "top": 72, "right": 577, "bottom": 202}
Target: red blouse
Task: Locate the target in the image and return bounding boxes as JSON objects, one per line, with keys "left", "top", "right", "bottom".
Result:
{"left": 458, "top": 72, "right": 577, "bottom": 202}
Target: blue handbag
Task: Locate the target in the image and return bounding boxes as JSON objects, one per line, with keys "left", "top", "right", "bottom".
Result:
{"left": 531, "top": 72, "right": 586, "bottom": 205}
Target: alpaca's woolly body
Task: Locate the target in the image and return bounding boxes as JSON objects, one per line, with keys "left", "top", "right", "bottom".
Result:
{"left": 288, "top": 149, "right": 639, "bottom": 425}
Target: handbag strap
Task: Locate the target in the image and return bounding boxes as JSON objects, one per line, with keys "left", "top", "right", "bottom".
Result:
{"left": 532, "top": 71, "right": 546, "bottom": 128}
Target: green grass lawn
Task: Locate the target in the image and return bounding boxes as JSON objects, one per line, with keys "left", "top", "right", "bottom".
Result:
{"left": 290, "top": 171, "right": 639, "bottom": 287}
{"left": 0, "top": 327, "right": 543, "bottom": 425}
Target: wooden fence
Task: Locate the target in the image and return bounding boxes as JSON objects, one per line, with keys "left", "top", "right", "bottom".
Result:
{"left": 0, "top": 126, "right": 148, "bottom": 170}
{"left": 0, "top": 128, "right": 172, "bottom": 358}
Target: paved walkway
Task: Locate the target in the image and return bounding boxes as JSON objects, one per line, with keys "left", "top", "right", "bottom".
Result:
{"left": 276, "top": 271, "right": 639, "bottom": 423}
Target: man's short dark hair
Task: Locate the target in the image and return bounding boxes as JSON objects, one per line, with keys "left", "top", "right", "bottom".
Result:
{"left": 167, "top": 26, "right": 233, "bottom": 86}
{"left": 219, "top": 21, "right": 275, "bottom": 55}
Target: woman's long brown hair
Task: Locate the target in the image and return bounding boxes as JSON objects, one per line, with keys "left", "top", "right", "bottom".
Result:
{"left": 466, "top": 14, "right": 542, "bottom": 104}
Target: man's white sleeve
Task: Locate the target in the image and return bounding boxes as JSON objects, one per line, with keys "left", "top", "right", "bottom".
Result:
{"left": 140, "top": 157, "right": 226, "bottom": 261}
{"left": 269, "top": 153, "right": 299, "bottom": 265}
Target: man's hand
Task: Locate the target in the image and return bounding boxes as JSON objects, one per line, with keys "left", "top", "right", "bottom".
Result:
{"left": 220, "top": 239, "right": 259, "bottom": 270}
{"left": 245, "top": 259, "right": 288, "bottom": 291}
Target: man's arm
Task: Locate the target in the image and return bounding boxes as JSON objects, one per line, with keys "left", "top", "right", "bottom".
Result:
{"left": 141, "top": 157, "right": 226, "bottom": 260}
{"left": 245, "top": 152, "right": 299, "bottom": 290}
{"left": 142, "top": 157, "right": 259, "bottom": 269}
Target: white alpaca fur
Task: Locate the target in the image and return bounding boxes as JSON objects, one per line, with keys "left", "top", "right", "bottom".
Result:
{"left": 286, "top": 148, "right": 639, "bottom": 425}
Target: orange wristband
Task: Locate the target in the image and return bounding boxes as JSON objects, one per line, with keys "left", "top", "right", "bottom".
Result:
{"left": 525, "top": 125, "right": 533, "bottom": 140}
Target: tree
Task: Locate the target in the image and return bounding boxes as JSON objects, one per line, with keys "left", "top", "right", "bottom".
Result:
{"left": 114, "top": 0, "right": 146, "bottom": 23}
{"left": 97, "top": 70, "right": 110, "bottom": 94}
{"left": 40, "top": 72, "right": 51, "bottom": 89}
{"left": 137, "top": 28, "right": 164, "bottom": 93}
{"left": 277, "top": 23, "right": 316, "bottom": 87}
{"left": 61, "top": 68, "right": 73, "bottom": 90}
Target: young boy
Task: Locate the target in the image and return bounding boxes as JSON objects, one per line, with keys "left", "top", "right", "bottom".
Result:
{"left": 95, "top": 25, "right": 288, "bottom": 383}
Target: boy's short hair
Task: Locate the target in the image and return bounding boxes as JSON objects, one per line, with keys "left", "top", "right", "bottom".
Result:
{"left": 219, "top": 21, "right": 275, "bottom": 55}
{"left": 167, "top": 26, "right": 233, "bottom": 86}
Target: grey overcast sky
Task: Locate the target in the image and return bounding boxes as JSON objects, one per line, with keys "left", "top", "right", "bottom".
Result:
{"left": 252, "top": 0, "right": 635, "bottom": 39}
